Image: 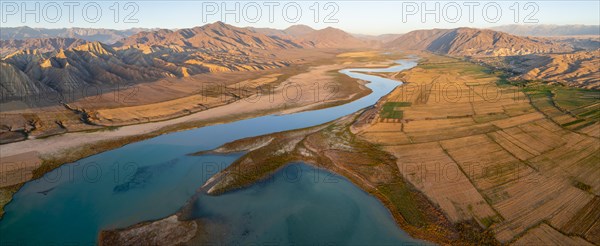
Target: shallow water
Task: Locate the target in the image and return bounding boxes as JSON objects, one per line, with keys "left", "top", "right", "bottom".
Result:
{"left": 189, "top": 163, "right": 425, "bottom": 245}
{"left": 0, "top": 59, "right": 421, "bottom": 245}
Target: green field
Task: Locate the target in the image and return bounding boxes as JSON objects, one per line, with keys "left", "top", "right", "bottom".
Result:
{"left": 522, "top": 83, "right": 600, "bottom": 131}
{"left": 380, "top": 102, "right": 411, "bottom": 119}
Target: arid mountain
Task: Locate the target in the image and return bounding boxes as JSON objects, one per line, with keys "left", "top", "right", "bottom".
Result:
{"left": 284, "top": 25, "right": 317, "bottom": 37}
{"left": 0, "top": 26, "right": 149, "bottom": 44}
{"left": 543, "top": 36, "right": 600, "bottom": 51}
{"left": 353, "top": 33, "right": 404, "bottom": 43}
{"left": 491, "top": 24, "right": 600, "bottom": 37}
{"left": 0, "top": 60, "right": 48, "bottom": 98}
{"left": 474, "top": 48, "right": 600, "bottom": 89}
{"left": 248, "top": 25, "right": 316, "bottom": 39}
{"left": 247, "top": 27, "right": 287, "bottom": 37}
{"left": 250, "top": 25, "right": 373, "bottom": 49}
{"left": 6, "top": 22, "right": 380, "bottom": 101}
{"left": 385, "top": 28, "right": 574, "bottom": 56}
{"left": 518, "top": 49, "right": 600, "bottom": 89}
{"left": 1, "top": 40, "right": 291, "bottom": 100}
{"left": 3, "top": 42, "right": 186, "bottom": 95}
{"left": 120, "top": 22, "right": 373, "bottom": 51}
{"left": 0, "top": 38, "right": 88, "bottom": 57}
{"left": 296, "top": 27, "right": 372, "bottom": 49}
{"left": 116, "top": 21, "right": 302, "bottom": 50}
{"left": 384, "top": 29, "right": 447, "bottom": 50}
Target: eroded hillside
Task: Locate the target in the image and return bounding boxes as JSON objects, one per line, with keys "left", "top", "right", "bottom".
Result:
{"left": 385, "top": 28, "right": 574, "bottom": 56}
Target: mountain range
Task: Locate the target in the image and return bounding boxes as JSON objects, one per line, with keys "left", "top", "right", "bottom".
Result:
{"left": 0, "top": 26, "right": 152, "bottom": 44}
{"left": 248, "top": 25, "right": 372, "bottom": 48}
{"left": 491, "top": 24, "right": 600, "bottom": 37}
{"left": 384, "top": 28, "right": 574, "bottom": 56}
{"left": 0, "top": 38, "right": 89, "bottom": 56}
{"left": 2, "top": 24, "right": 582, "bottom": 57}
{"left": 0, "top": 22, "right": 308, "bottom": 100}
{"left": 1, "top": 22, "right": 593, "bottom": 100}
{"left": 518, "top": 49, "right": 600, "bottom": 89}
{"left": 248, "top": 24, "right": 317, "bottom": 38}
{"left": 116, "top": 22, "right": 302, "bottom": 50}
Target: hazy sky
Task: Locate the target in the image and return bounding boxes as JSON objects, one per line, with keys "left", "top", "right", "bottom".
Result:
{"left": 1, "top": 1, "right": 599, "bottom": 35}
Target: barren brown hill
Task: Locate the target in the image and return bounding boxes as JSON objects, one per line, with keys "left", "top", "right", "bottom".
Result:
{"left": 0, "top": 38, "right": 88, "bottom": 57}
{"left": 385, "top": 28, "right": 574, "bottom": 56}
{"left": 296, "top": 27, "right": 372, "bottom": 49}
{"left": 250, "top": 25, "right": 317, "bottom": 39}
{"left": 354, "top": 33, "right": 404, "bottom": 43}
{"left": 116, "top": 21, "right": 302, "bottom": 50}
{"left": 1, "top": 22, "right": 381, "bottom": 101}
{"left": 3, "top": 41, "right": 187, "bottom": 94}
{"left": 519, "top": 49, "right": 600, "bottom": 89}
{"left": 1, "top": 40, "right": 291, "bottom": 100}
{"left": 284, "top": 24, "right": 317, "bottom": 37}
{"left": 0, "top": 61, "right": 48, "bottom": 97}
{"left": 247, "top": 27, "right": 288, "bottom": 38}
{"left": 543, "top": 36, "right": 600, "bottom": 50}
{"left": 474, "top": 48, "right": 600, "bottom": 89}
{"left": 251, "top": 25, "right": 371, "bottom": 48}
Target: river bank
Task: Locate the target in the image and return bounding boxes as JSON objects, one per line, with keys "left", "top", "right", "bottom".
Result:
{"left": 99, "top": 52, "right": 598, "bottom": 246}
{"left": 0, "top": 53, "right": 401, "bottom": 217}
{"left": 1, "top": 56, "right": 420, "bottom": 246}
{"left": 99, "top": 78, "right": 494, "bottom": 245}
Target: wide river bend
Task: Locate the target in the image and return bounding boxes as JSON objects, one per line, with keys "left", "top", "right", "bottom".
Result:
{"left": 0, "top": 58, "right": 427, "bottom": 245}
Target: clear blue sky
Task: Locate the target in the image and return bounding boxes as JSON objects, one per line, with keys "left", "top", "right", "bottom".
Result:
{"left": 1, "top": 1, "right": 599, "bottom": 35}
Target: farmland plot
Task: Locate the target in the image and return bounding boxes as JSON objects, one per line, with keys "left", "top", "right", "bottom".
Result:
{"left": 512, "top": 223, "right": 593, "bottom": 246}
{"left": 385, "top": 142, "right": 498, "bottom": 223}
{"left": 355, "top": 54, "right": 599, "bottom": 245}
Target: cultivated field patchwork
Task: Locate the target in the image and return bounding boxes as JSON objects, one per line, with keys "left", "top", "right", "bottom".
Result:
{"left": 355, "top": 53, "right": 599, "bottom": 244}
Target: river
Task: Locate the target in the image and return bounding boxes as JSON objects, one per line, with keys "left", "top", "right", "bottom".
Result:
{"left": 0, "top": 58, "right": 424, "bottom": 245}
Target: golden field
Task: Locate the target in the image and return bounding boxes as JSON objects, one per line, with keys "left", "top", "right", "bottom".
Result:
{"left": 356, "top": 53, "right": 599, "bottom": 244}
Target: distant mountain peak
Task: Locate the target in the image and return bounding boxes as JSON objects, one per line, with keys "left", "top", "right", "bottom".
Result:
{"left": 73, "top": 41, "right": 114, "bottom": 55}
{"left": 284, "top": 25, "right": 317, "bottom": 37}
{"left": 321, "top": 27, "right": 338, "bottom": 31}
{"left": 212, "top": 21, "right": 227, "bottom": 26}
{"left": 202, "top": 21, "right": 231, "bottom": 30}
{"left": 385, "top": 27, "right": 574, "bottom": 56}
{"left": 0, "top": 37, "right": 89, "bottom": 57}
{"left": 296, "top": 26, "right": 372, "bottom": 49}
{"left": 285, "top": 24, "right": 315, "bottom": 30}
{"left": 116, "top": 22, "right": 305, "bottom": 51}
{"left": 491, "top": 24, "right": 600, "bottom": 37}
{"left": 0, "top": 26, "right": 153, "bottom": 44}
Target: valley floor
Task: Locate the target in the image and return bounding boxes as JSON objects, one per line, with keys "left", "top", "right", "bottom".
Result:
{"left": 0, "top": 50, "right": 399, "bottom": 216}
{"left": 3, "top": 51, "right": 598, "bottom": 246}
{"left": 105, "top": 52, "right": 600, "bottom": 245}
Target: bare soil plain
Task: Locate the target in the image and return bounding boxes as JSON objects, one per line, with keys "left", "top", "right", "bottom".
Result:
{"left": 109, "top": 52, "right": 600, "bottom": 245}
